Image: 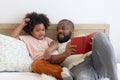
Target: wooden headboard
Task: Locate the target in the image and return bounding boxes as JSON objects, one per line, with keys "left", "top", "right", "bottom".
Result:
{"left": 0, "top": 24, "right": 109, "bottom": 40}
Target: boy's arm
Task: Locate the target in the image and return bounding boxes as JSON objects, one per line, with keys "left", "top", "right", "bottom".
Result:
{"left": 48, "top": 40, "right": 59, "bottom": 52}
{"left": 11, "top": 18, "right": 30, "bottom": 39}
{"left": 43, "top": 40, "right": 58, "bottom": 61}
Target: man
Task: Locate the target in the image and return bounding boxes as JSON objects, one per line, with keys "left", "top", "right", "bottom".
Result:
{"left": 50, "top": 19, "right": 118, "bottom": 80}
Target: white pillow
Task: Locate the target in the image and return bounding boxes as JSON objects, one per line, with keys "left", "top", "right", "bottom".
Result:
{"left": 0, "top": 34, "right": 33, "bottom": 72}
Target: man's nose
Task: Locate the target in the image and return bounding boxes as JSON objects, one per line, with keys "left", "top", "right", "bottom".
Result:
{"left": 58, "top": 29, "right": 63, "bottom": 33}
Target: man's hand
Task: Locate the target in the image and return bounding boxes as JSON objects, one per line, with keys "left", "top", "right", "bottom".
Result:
{"left": 90, "top": 37, "right": 94, "bottom": 45}
{"left": 65, "top": 42, "right": 76, "bottom": 56}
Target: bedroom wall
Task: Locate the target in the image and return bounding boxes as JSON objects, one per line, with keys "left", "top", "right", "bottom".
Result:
{"left": 0, "top": 0, "right": 120, "bottom": 62}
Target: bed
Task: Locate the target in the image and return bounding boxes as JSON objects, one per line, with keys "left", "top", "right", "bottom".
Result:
{"left": 0, "top": 23, "right": 119, "bottom": 80}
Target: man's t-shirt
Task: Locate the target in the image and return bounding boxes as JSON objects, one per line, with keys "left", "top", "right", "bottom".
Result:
{"left": 19, "top": 35, "right": 53, "bottom": 60}
{"left": 58, "top": 40, "right": 92, "bottom": 69}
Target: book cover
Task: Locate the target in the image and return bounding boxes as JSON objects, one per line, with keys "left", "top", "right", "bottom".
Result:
{"left": 71, "top": 32, "right": 96, "bottom": 54}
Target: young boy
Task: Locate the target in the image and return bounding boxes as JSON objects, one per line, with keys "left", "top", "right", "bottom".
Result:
{"left": 11, "top": 12, "right": 73, "bottom": 80}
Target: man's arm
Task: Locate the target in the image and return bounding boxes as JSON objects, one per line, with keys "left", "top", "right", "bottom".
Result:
{"left": 50, "top": 42, "right": 76, "bottom": 64}
{"left": 50, "top": 52, "right": 69, "bottom": 64}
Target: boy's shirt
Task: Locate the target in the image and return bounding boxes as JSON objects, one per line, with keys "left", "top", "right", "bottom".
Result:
{"left": 19, "top": 35, "right": 53, "bottom": 60}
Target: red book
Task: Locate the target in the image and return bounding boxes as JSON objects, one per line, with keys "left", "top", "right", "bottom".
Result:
{"left": 71, "top": 32, "right": 96, "bottom": 54}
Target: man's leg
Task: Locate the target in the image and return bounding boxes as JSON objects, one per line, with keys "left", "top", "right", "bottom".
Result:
{"left": 70, "top": 56, "right": 98, "bottom": 80}
{"left": 92, "top": 32, "right": 118, "bottom": 80}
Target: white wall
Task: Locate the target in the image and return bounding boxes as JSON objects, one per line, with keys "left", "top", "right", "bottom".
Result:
{"left": 0, "top": 0, "right": 120, "bottom": 62}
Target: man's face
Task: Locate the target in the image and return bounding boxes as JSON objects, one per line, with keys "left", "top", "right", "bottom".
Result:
{"left": 56, "top": 21, "right": 72, "bottom": 43}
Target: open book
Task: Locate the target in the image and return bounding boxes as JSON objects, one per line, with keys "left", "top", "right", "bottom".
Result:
{"left": 71, "top": 32, "right": 96, "bottom": 54}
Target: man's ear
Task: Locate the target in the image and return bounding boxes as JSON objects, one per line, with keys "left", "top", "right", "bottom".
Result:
{"left": 71, "top": 28, "right": 74, "bottom": 33}
{"left": 72, "top": 29, "right": 74, "bottom": 32}
{"left": 71, "top": 28, "right": 74, "bottom": 37}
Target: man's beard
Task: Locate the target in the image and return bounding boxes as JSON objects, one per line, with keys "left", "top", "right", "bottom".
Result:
{"left": 57, "top": 32, "right": 71, "bottom": 43}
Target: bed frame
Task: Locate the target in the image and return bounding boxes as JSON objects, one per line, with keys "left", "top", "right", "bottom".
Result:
{"left": 0, "top": 24, "right": 109, "bottom": 40}
{"left": 1, "top": 23, "right": 120, "bottom": 80}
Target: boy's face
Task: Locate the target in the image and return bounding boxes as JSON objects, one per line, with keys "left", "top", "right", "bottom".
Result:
{"left": 31, "top": 23, "right": 45, "bottom": 40}
{"left": 56, "top": 21, "right": 73, "bottom": 43}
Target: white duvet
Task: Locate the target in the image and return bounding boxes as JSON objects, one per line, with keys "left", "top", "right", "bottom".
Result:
{"left": 0, "top": 63, "right": 120, "bottom": 80}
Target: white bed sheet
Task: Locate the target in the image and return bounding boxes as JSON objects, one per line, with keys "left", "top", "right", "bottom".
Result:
{"left": 0, "top": 72, "right": 57, "bottom": 80}
{"left": 0, "top": 63, "right": 120, "bottom": 80}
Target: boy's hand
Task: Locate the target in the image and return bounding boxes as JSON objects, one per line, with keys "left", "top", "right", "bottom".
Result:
{"left": 21, "top": 18, "right": 30, "bottom": 26}
{"left": 43, "top": 50, "right": 51, "bottom": 61}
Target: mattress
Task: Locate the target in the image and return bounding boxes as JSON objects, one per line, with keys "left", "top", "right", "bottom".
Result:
{"left": 0, "top": 63, "right": 120, "bottom": 80}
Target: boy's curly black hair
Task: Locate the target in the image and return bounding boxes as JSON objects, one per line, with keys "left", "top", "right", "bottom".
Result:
{"left": 23, "top": 12, "right": 50, "bottom": 35}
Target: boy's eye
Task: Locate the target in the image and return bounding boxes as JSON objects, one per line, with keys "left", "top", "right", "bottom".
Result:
{"left": 42, "top": 29, "right": 45, "bottom": 31}
{"left": 35, "top": 29, "right": 40, "bottom": 32}
{"left": 35, "top": 29, "right": 45, "bottom": 32}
